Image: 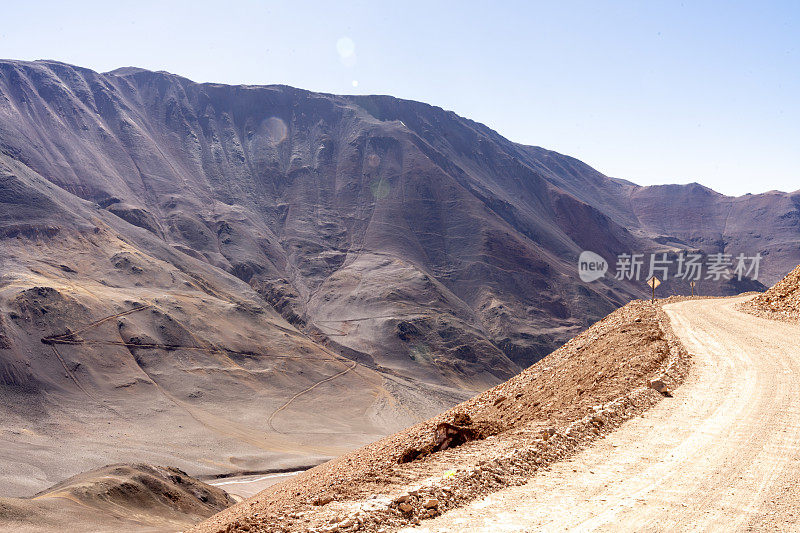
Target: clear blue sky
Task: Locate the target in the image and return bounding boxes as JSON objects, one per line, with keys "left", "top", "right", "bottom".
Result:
{"left": 1, "top": 1, "right": 798, "bottom": 196}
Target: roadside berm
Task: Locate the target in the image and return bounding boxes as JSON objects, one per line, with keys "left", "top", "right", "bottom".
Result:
{"left": 193, "top": 299, "right": 690, "bottom": 533}
{"left": 742, "top": 264, "right": 800, "bottom": 321}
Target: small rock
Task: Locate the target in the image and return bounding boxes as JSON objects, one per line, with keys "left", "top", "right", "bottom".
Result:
{"left": 648, "top": 378, "right": 670, "bottom": 395}
{"left": 393, "top": 494, "right": 411, "bottom": 504}
{"left": 314, "top": 494, "right": 335, "bottom": 506}
{"left": 422, "top": 498, "right": 439, "bottom": 509}
{"left": 399, "top": 502, "right": 413, "bottom": 513}
{"left": 337, "top": 518, "right": 355, "bottom": 528}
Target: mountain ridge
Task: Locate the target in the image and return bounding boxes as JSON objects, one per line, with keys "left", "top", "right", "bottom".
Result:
{"left": 9, "top": 59, "right": 800, "bottom": 195}
{"left": 0, "top": 58, "right": 797, "bottom": 497}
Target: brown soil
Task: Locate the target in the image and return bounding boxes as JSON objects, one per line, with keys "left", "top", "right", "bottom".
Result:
{"left": 192, "top": 299, "right": 690, "bottom": 533}
{"left": 741, "top": 264, "right": 800, "bottom": 321}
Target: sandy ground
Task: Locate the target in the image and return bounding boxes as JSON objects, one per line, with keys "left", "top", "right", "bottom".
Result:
{"left": 407, "top": 296, "right": 800, "bottom": 532}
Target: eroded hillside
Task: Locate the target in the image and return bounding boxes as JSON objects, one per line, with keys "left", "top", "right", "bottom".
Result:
{"left": 0, "top": 59, "right": 797, "bottom": 500}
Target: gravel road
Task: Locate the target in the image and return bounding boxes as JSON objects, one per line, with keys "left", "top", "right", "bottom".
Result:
{"left": 406, "top": 296, "right": 800, "bottom": 532}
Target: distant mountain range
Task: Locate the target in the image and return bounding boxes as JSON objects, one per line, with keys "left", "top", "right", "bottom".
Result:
{"left": 0, "top": 59, "right": 797, "bottom": 493}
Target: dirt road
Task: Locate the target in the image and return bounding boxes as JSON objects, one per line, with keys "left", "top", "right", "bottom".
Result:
{"left": 207, "top": 471, "right": 302, "bottom": 499}
{"left": 407, "top": 296, "right": 800, "bottom": 532}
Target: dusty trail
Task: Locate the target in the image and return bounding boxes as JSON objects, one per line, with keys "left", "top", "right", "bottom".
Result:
{"left": 46, "top": 304, "right": 152, "bottom": 339}
{"left": 410, "top": 296, "right": 800, "bottom": 532}
{"left": 267, "top": 361, "right": 359, "bottom": 433}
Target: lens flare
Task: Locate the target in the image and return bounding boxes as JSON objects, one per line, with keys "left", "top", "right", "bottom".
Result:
{"left": 336, "top": 37, "right": 355, "bottom": 58}
{"left": 264, "top": 117, "right": 287, "bottom": 144}
{"left": 336, "top": 37, "right": 357, "bottom": 67}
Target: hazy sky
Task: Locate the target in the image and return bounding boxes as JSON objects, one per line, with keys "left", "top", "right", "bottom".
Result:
{"left": 2, "top": 1, "right": 798, "bottom": 196}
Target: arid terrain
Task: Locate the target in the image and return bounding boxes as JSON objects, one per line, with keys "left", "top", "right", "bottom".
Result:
{"left": 0, "top": 58, "right": 799, "bottom": 531}
{"left": 743, "top": 264, "right": 800, "bottom": 321}
{"left": 194, "top": 264, "right": 800, "bottom": 532}
{"left": 408, "top": 296, "right": 800, "bottom": 532}
{"left": 192, "top": 297, "right": 690, "bottom": 532}
{"left": 0, "top": 464, "right": 234, "bottom": 532}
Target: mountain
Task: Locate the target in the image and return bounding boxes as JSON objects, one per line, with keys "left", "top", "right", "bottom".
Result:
{"left": 0, "top": 59, "right": 797, "bottom": 495}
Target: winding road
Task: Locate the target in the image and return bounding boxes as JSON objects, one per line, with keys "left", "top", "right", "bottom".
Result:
{"left": 409, "top": 296, "right": 800, "bottom": 532}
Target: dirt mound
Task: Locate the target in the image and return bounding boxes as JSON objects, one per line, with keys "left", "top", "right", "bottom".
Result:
{"left": 0, "top": 463, "right": 235, "bottom": 532}
{"left": 742, "top": 264, "right": 800, "bottom": 320}
{"left": 193, "top": 299, "right": 689, "bottom": 533}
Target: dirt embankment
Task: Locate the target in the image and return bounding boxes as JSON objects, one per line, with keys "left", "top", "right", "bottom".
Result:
{"left": 193, "top": 299, "right": 690, "bottom": 533}
{"left": 410, "top": 295, "right": 800, "bottom": 531}
{"left": 741, "top": 264, "right": 800, "bottom": 321}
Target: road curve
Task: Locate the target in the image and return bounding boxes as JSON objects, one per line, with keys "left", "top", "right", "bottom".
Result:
{"left": 408, "top": 296, "right": 800, "bottom": 532}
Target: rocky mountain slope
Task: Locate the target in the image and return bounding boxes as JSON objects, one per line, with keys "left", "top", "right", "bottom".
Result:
{"left": 0, "top": 59, "right": 797, "bottom": 498}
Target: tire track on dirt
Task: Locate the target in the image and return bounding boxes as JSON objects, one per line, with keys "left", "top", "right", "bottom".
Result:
{"left": 267, "top": 361, "right": 359, "bottom": 433}
{"left": 42, "top": 303, "right": 372, "bottom": 438}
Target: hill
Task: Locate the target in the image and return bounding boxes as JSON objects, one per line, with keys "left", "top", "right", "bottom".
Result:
{"left": 0, "top": 464, "right": 233, "bottom": 532}
{"left": 0, "top": 58, "right": 796, "bottom": 498}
